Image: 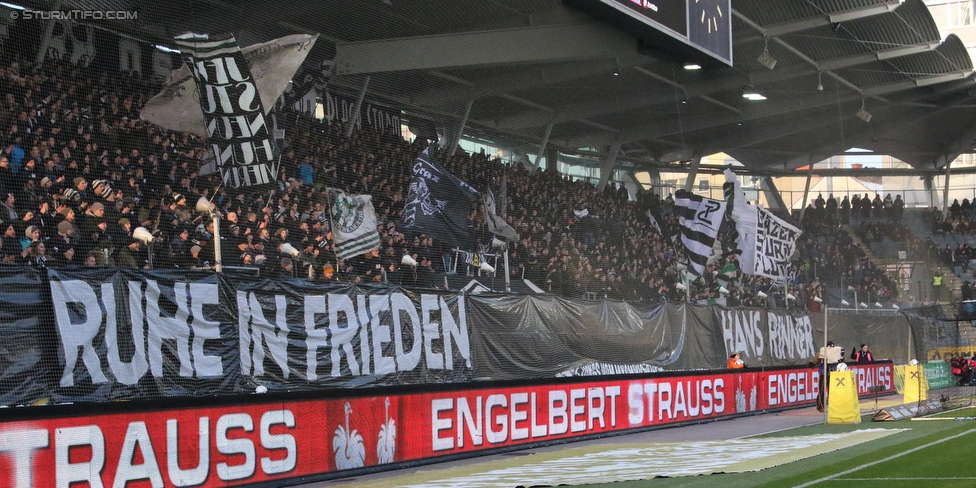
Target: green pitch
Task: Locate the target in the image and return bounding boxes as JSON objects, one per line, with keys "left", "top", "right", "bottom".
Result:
{"left": 590, "top": 420, "right": 976, "bottom": 488}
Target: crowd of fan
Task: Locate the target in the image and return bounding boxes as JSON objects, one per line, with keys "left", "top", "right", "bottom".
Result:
{"left": 0, "top": 53, "right": 906, "bottom": 309}
{"left": 799, "top": 192, "right": 906, "bottom": 226}
{"left": 934, "top": 199, "right": 976, "bottom": 234}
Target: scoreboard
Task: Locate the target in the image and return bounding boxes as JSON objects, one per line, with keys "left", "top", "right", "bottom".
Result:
{"left": 565, "top": 0, "right": 732, "bottom": 66}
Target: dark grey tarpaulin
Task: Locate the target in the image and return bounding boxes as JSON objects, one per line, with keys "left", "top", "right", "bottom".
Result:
{"left": 814, "top": 310, "right": 912, "bottom": 363}
{"left": 0, "top": 267, "right": 915, "bottom": 405}
{"left": 0, "top": 267, "right": 53, "bottom": 406}
{"left": 466, "top": 298, "right": 729, "bottom": 377}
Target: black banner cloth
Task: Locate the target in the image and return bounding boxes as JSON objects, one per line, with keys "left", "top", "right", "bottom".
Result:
{"left": 0, "top": 266, "right": 917, "bottom": 406}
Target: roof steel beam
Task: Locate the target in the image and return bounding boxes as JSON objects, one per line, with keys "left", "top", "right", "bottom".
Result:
{"left": 772, "top": 92, "right": 976, "bottom": 170}
{"left": 562, "top": 71, "right": 974, "bottom": 147}
{"left": 411, "top": 55, "right": 652, "bottom": 107}
{"left": 758, "top": 0, "right": 901, "bottom": 37}
{"left": 493, "top": 38, "right": 938, "bottom": 131}
{"left": 732, "top": 9, "right": 865, "bottom": 95}
{"left": 333, "top": 21, "right": 638, "bottom": 75}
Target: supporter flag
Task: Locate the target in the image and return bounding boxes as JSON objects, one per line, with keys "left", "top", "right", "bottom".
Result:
{"left": 153, "top": 33, "right": 315, "bottom": 189}
{"left": 673, "top": 190, "right": 726, "bottom": 276}
{"left": 144, "top": 34, "right": 317, "bottom": 188}
{"left": 402, "top": 148, "right": 480, "bottom": 248}
{"left": 716, "top": 262, "right": 737, "bottom": 290}
{"left": 645, "top": 209, "right": 671, "bottom": 244}
{"left": 724, "top": 169, "right": 802, "bottom": 280}
{"left": 328, "top": 189, "right": 380, "bottom": 260}
{"left": 484, "top": 188, "right": 520, "bottom": 242}
{"left": 144, "top": 33, "right": 318, "bottom": 137}
{"left": 283, "top": 58, "right": 333, "bottom": 109}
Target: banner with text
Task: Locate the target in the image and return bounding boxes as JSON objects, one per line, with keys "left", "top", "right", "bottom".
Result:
{"left": 753, "top": 207, "right": 801, "bottom": 279}
{"left": 175, "top": 33, "right": 278, "bottom": 189}
{"left": 320, "top": 90, "right": 402, "bottom": 134}
{"left": 0, "top": 267, "right": 915, "bottom": 407}
{"left": 0, "top": 363, "right": 893, "bottom": 487}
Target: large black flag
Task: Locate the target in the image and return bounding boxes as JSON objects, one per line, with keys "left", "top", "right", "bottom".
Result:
{"left": 401, "top": 148, "right": 479, "bottom": 248}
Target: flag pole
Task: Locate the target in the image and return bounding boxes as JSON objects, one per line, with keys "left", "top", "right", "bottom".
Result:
{"left": 324, "top": 187, "right": 342, "bottom": 279}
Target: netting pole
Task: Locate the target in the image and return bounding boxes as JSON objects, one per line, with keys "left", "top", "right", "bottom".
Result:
{"left": 212, "top": 213, "right": 222, "bottom": 273}
{"left": 943, "top": 160, "right": 951, "bottom": 216}
{"left": 908, "top": 320, "right": 913, "bottom": 364}
{"left": 824, "top": 306, "right": 829, "bottom": 424}
{"left": 503, "top": 245, "right": 510, "bottom": 292}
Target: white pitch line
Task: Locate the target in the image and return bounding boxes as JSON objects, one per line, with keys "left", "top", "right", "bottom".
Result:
{"left": 839, "top": 478, "right": 976, "bottom": 481}
{"left": 792, "top": 427, "right": 976, "bottom": 488}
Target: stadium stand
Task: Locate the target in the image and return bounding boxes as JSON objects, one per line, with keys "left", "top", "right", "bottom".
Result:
{"left": 0, "top": 47, "right": 910, "bottom": 312}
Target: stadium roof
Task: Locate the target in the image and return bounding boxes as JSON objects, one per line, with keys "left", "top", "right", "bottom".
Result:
{"left": 43, "top": 0, "right": 976, "bottom": 173}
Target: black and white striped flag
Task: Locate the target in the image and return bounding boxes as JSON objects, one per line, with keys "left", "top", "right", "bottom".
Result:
{"left": 645, "top": 209, "right": 671, "bottom": 244}
{"left": 674, "top": 190, "right": 726, "bottom": 276}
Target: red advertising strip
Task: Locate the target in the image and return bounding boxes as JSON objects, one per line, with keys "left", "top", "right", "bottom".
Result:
{"left": 0, "top": 363, "right": 894, "bottom": 487}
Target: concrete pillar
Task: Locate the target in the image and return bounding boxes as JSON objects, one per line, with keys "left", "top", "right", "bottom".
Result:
{"left": 449, "top": 99, "right": 473, "bottom": 156}
{"left": 923, "top": 175, "right": 935, "bottom": 208}
{"left": 596, "top": 141, "right": 621, "bottom": 192}
{"left": 797, "top": 159, "right": 816, "bottom": 224}
{"left": 647, "top": 167, "right": 662, "bottom": 195}
{"left": 531, "top": 123, "right": 554, "bottom": 174}
{"left": 344, "top": 76, "right": 371, "bottom": 138}
{"left": 683, "top": 156, "right": 701, "bottom": 192}
{"left": 761, "top": 177, "right": 789, "bottom": 211}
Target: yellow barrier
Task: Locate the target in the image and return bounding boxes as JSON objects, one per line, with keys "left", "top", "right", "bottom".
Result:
{"left": 827, "top": 370, "right": 861, "bottom": 424}
{"left": 902, "top": 364, "right": 927, "bottom": 404}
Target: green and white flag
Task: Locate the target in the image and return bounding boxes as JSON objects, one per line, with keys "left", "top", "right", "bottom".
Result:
{"left": 329, "top": 188, "right": 380, "bottom": 260}
{"left": 716, "top": 262, "right": 738, "bottom": 290}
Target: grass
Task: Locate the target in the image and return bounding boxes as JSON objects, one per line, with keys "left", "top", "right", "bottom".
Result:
{"left": 579, "top": 417, "right": 976, "bottom": 488}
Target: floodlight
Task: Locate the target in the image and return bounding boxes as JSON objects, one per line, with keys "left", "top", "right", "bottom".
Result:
{"left": 856, "top": 100, "right": 872, "bottom": 123}
{"left": 757, "top": 47, "right": 777, "bottom": 70}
